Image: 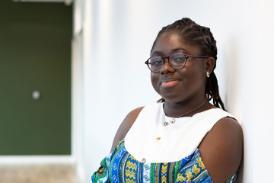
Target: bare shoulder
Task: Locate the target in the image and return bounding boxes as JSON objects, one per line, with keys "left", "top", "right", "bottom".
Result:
{"left": 110, "top": 106, "right": 144, "bottom": 151}
{"left": 199, "top": 116, "right": 243, "bottom": 182}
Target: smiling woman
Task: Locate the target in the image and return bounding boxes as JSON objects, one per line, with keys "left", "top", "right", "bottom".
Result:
{"left": 91, "top": 18, "right": 243, "bottom": 183}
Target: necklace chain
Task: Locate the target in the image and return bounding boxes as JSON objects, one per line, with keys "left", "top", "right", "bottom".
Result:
{"left": 178, "top": 99, "right": 208, "bottom": 117}
{"left": 162, "top": 100, "right": 208, "bottom": 126}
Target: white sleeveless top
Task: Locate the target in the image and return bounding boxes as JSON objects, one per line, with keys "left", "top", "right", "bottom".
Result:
{"left": 124, "top": 102, "right": 234, "bottom": 163}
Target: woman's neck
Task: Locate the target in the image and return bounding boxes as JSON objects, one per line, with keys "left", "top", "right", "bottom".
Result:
{"left": 163, "top": 96, "right": 212, "bottom": 118}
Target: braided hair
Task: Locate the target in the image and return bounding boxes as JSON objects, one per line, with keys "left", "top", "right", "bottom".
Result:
{"left": 152, "top": 18, "right": 225, "bottom": 110}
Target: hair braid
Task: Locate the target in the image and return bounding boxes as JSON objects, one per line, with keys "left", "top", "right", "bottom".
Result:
{"left": 153, "top": 18, "right": 226, "bottom": 110}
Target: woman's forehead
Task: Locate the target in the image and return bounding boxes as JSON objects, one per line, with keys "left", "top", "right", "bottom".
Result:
{"left": 152, "top": 32, "right": 201, "bottom": 55}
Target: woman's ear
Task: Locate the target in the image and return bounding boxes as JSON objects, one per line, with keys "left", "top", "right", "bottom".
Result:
{"left": 205, "top": 57, "right": 216, "bottom": 74}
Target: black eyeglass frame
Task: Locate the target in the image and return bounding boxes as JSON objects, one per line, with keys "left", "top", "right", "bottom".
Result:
{"left": 144, "top": 54, "right": 209, "bottom": 73}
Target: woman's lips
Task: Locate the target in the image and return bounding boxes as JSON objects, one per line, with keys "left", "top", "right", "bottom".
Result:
{"left": 161, "top": 80, "right": 179, "bottom": 88}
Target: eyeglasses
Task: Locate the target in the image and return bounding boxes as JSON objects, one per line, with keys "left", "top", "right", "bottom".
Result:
{"left": 145, "top": 53, "right": 208, "bottom": 73}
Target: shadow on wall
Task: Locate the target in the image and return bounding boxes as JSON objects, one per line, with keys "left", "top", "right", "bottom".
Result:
{"left": 224, "top": 39, "right": 244, "bottom": 183}
{"left": 225, "top": 38, "right": 239, "bottom": 111}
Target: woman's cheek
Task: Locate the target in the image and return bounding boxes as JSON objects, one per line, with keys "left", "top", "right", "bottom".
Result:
{"left": 151, "top": 74, "right": 160, "bottom": 93}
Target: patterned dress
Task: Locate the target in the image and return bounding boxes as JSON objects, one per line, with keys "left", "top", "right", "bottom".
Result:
{"left": 91, "top": 103, "right": 239, "bottom": 183}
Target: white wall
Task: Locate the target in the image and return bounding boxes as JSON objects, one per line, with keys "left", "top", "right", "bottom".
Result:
{"left": 73, "top": 0, "right": 274, "bottom": 182}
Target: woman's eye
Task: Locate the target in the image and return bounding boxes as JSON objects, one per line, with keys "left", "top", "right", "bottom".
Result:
{"left": 172, "top": 55, "right": 186, "bottom": 63}
{"left": 150, "top": 58, "right": 163, "bottom": 65}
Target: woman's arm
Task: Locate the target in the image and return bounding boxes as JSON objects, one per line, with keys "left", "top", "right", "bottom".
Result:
{"left": 110, "top": 107, "right": 143, "bottom": 152}
{"left": 199, "top": 117, "right": 243, "bottom": 183}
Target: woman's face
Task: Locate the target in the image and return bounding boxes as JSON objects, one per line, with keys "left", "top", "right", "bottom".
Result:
{"left": 151, "top": 31, "right": 207, "bottom": 103}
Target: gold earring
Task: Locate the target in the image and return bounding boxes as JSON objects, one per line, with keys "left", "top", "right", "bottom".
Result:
{"left": 206, "top": 71, "right": 210, "bottom": 78}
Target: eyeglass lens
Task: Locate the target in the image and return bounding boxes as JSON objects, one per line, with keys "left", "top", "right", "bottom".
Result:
{"left": 148, "top": 53, "right": 187, "bottom": 72}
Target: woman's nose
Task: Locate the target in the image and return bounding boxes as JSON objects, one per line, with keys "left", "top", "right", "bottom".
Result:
{"left": 160, "top": 57, "right": 175, "bottom": 74}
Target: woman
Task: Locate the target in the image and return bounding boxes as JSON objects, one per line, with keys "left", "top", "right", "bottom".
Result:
{"left": 92, "top": 18, "right": 243, "bottom": 183}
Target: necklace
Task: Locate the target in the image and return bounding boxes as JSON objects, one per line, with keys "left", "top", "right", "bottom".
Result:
{"left": 162, "top": 100, "right": 208, "bottom": 127}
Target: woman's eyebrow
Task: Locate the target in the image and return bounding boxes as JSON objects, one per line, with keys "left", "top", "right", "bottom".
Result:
{"left": 171, "top": 48, "right": 188, "bottom": 53}
{"left": 151, "top": 48, "right": 188, "bottom": 56}
{"left": 151, "top": 51, "right": 163, "bottom": 56}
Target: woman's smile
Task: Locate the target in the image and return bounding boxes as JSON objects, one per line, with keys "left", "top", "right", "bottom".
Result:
{"left": 160, "top": 80, "right": 180, "bottom": 88}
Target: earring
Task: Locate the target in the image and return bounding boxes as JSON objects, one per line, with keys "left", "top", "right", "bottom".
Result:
{"left": 206, "top": 71, "right": 210, "bottom": 78}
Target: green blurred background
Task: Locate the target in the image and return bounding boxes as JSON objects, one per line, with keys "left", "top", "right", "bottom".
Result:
{"left": 0, "top": 0, "right": 72, "bottom": 155}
